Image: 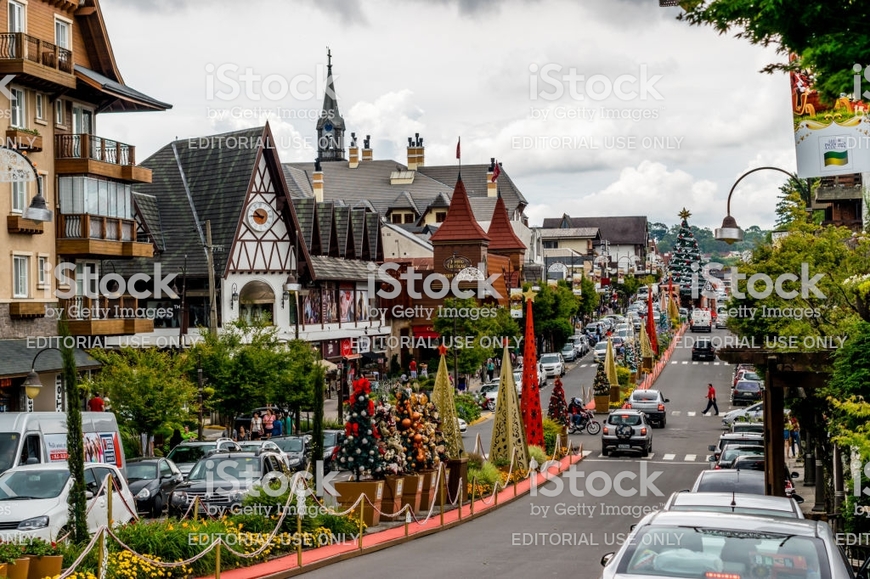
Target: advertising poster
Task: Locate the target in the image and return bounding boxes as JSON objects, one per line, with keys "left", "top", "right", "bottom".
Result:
{"left": 339, "top": 288, "right": 355, "bottom": 323}
{"left": 510, "top": 288, "right": 523, "bottom": 318}
{"left": 45, "top": 431, "right": 122, "bottom": 469}
{"left": 572, "top": 275, "right": 583, "bottom": 296}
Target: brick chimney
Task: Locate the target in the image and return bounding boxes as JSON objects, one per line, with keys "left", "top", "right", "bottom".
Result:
{"left": 312, "top": 158, "right": 324, "bottom": 202}
{"left": 417, "top": 133, "right": 424, "bottom": 167}
{"left": 348, "top": 132, "right": 359, "bottom": 169}
{"left": 361, "top": 134, "right": 373, "bottom": 162}
{"left": 487, "top": 157, "right": 498, "bottom": 197}
{"left": 407, "top": 133, "right": 424, "bottom": 170}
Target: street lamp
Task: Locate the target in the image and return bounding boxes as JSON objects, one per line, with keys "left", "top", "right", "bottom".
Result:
{"left": 0, "top": 147, "right": 52, "bottom": 223}
{"left": 714, "top": 166, "right": 804, "bottom": 244}
{"left": 22, "top": 347, "right": 63, "bottom": 402}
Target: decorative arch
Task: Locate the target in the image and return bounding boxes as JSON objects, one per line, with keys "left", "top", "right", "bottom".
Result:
{"left": 239, "top": 280, "right": 276, "bottom": 325}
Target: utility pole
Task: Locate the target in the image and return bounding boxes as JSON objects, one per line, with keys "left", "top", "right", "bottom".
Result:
{"left": 197, "top": 368, "right": 204, "bottom": 441}
{"left": 204, "top": 220, "right": 218, "bottom": 337}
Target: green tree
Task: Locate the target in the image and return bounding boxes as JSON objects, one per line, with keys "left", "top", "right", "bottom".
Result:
{"left": 531, "top": 281, "right": 579, "bottom": 352}
{"left": 577, "top": 275, "right": 600, "bottom": 319}
{"left": 88, "top": 348, "right": 197, "bottom": 454}
{"left": 677, "top": 0, "right": 870, "bottom": 103}
{"left": 61, "top": 323, "right": 88, "bottom": 544}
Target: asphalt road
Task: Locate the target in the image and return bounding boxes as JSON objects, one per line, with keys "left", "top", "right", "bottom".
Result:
{"left": 304, "top": 328, "right": 743, "bottom": 579}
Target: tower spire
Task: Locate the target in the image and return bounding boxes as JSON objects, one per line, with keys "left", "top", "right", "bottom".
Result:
{"left": 317, "top": 46, "right": 345, "bottom": 161}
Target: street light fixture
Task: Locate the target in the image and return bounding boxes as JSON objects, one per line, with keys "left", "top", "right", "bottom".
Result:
{"left": 22, "top": 347, "right": 63, "bottom": 401}
{"left": 230, "top": 283, "right": 239, "bottom": 310}
{"left": 0, "top": 147, "right": 52, "bottom": 223}
{"left": 715, "top": 166, "right": 802, "bottom": 244}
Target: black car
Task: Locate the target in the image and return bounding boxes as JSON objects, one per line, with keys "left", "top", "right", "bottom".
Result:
{"left": 690, "top": 469, "right": 765, "bottom": 494}
{"left": 712, "top": 444, "right": 765, "bottom": 469}
{"left": 731, "top": 380, "right": 763, "bottom": 405}
{"left": 709, "top": 433, "right": 764, "bottom": 461}
{"left": 166, "top": 439, "right": 242, "bottom": 478}
{"left": 168, "top": 450, "right": 289, "bottom": 518}
{"left": 270, "top": 436, "right": 310, "bottom": 471}
{"left": 691, "top": 338, "right": 716, "bottom": 361}
{"left": 126, "top": 457, "right": 184, "bottom": 517}
{"left": 322, "top": 430, "right": 346, "bottom": 471}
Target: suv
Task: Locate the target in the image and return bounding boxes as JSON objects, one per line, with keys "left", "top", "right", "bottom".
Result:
{"left": 539, "top": 353, "right": 565, "bottom": 378}
{"left": 168, "top": 450, "right": 289, "bottom": 517}
{"left": 624, "top": 389, "right": 669, "bottom": 428}
{"left": 166, "top": 439, "right": 242, "bottom": 478}
{"left": 269, "top": 436, "right": 310, "bottom": 472}
{"left": 601, "top": 410, "right": 653, "bottom": 457}
{"left": 691, "top": 338, "right": 716, "bottom": 361}
{"left": 709, "top": 433, "right": 764, "bottom": 461}
{"left": 731, "top": 380, "right": 763, "bottom": 405}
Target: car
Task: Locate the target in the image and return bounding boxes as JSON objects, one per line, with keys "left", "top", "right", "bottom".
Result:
{"left": 560, "top": 343, "right": 577, "bottom": 362}
{"left": 712, "top": 445, "right": 765, "bottom": 469}
{"left": 599, "top": 511, "right": 852, "bottom": 578}
{"left": 678, "top": 307, "right": 688, "bottom": 320}
{"left": 322, "top": 430, "right": 347, "bottom": 471}
{"left": 709, "top": 433, "right": 764, "bottom": 461}
{"left": 661, "top": 491, "right": 804, "bottom": 519}
{"left": 691, "top": 338, "right": 716, "bottom": 361}
{"left": 730, "top": 421, "right": 765, "bottom": 434}
{"left": 168, "top": 450, "right": 289, "bottom": 518}
{"left": 601, "top": 410, "right": 653, "bottom": 457}
{"left": 731, "top": 454, "right": 765, "bottom": 471}
{"left": 457, "top": 418, "right": 467, "bottom": 433}
{"left": 539, "top": 353, "right": 565, "bottom": 377}
{"left": 126, "top": 457, "right": 184, "bottom": 517}
{"left": 269, "top": 436, "right": 310, "bottom": 471}
{"left": 610, "top": 336, "right": 625, "bottom": 349}
{"left": 592, "top": 340, "right": 609, "bottom": 362}
{"left": 605, "top": 314, "right": 626, "bottom": 324}
{"left": 584, "top": 322, "right": 603, "bottom": 337}
{"left": 570, "top": 334, "right": 590, "bottom": 356}
{"left": 614, "top": 329, "right": 633, "bottom": 343}
{"left": 623, "top": 389, "right": 669, "bottom": 428}
{"left": 716, "top": 313, "right": 729, "bottom": 328}
{"left": 732, "top": 364, "right": 757, "bottom": 385}
{"left": 721, "top": 401, "right": 765, "bottom": 427}
{"left": 690, "top": 308, "right": 713, "bottom": 332}
{"left": 731, "top": 380, "right": 764, "bottom": 406}
{"left": 166, "top": 439, "right": 242, "bottom": 478}
{"left": 691, "top": 469, "right": 766, "bottom": 494}
{"left": 236, "top": 440, "right": 291, "bottom": 468}
{"left": 0, "top": 462, "right": 136, "bottom": 541}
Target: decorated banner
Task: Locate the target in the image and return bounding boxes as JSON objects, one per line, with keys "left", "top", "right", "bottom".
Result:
{"left": 510, "top": 287, "right": 523, "bottom": 318}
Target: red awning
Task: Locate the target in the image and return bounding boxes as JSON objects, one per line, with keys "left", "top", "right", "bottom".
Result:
{"left": 412, "top": 325, "right": 440, "bottom": 340}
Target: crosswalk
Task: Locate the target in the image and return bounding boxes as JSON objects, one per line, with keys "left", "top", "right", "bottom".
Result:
{"left": 582, "top": 450, "right": 713, "bottom": 462}
{"left": 574, "top": 361, "right": 729, "bottom": 368}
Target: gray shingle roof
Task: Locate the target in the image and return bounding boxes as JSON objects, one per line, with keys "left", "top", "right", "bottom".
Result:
{"left": 539, "top": 227, "right": 600, "bottom": 239}
{"left": 132, "top": 192, "right": 164, "bottom": 252}
{"left": 542, "top": 215, "right": 648, "bottom": 245}
{"left": 307, "top": 255, "right": 373, "bottom": 282}
{"left": 0, "top": 340, "right": 101, "bottom": 378}
{"left": 418, "top": 164, "right": 527, "bottom": 213}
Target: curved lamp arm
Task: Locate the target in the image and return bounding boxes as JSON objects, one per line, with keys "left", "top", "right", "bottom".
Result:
{"left": 716, "top": 166, "right": 803, "bottom": 244}
{"left": 22, "top": 347, "right": 63, "bottom": 399}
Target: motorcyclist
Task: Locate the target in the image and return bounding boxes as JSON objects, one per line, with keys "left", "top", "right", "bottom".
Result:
{"left": 568, "top": 397, "right": 586, "bottom": 428}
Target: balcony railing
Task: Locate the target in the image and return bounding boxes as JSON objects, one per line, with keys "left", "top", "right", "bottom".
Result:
{"left": 60, "top": 295, "right": 142, "bottom": 321}
{"left": 55, "top": 134, "right": 136, "bottom": 166}
{"left": 58, "top": 214, "right": 135, "bottom": 242}
{"left": 0, "top": 32, "right": 72, "bottom": 73}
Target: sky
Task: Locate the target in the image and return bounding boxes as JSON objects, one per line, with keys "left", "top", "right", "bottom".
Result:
{"left": 97, "top": 0, "right": 797, "bottom": 231}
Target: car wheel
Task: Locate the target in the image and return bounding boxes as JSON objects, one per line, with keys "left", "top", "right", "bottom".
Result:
{"left": 151, "top": 493, "right": 164, "bottom": 518}
{"left": 660, "top": 417, "right": 666, "bottom": 428}
{"left": 641, "top": 444, "right": 649, "bottom": 457}
{"left": 601, "top": 447, "right": 609, "bottom": 457}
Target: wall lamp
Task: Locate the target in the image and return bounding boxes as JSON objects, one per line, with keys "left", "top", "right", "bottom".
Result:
{"left": 230, "top": 283, "right": 239, "bottom": 310}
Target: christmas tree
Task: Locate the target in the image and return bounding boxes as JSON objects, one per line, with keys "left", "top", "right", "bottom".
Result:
{"left": 373, "top": 400, "right": 406, "bottom": 476}
{"left": 394, "top": 389, "right": 442, "bottom": 472}
{"left": 669, "top": 208, "right": 705, "bottom": 301}
{"left": 337, "top": 376, "right": 384, "bottom": 481}
{"left": 593, "top": 361, "right": 610, "bottom": 396}
{"left": 624, "top": 341, "right": 638, "bottom": 373}
{"left": 548, "top": 378, "right": 569, "bottom": 426}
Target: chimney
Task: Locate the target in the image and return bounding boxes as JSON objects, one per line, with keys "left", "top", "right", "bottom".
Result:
{"left": 487, "top": 157, "right": 497, "bottom": 197}
{"left": 406, "top": 137, "right": 417, "bottom": 170}
{"left": 361, "top": 134, "right": 373, "bottom": 161}
{"left": 312, "top": 158, "right": 324, "bottom": 202}
{"left": 348, "top": 132, "right": 359, "bottom": 169}
{"left": 417, "top": 133, "right": 424, "bottom": 168}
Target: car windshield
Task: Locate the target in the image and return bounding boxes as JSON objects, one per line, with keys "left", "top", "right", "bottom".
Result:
{"left": 168, "top": 444, "right": 215, "bottom": 464}
{"left": 736, "top": 382, "right": 761, "bottom": 392}
{"left": 721, "top": 447, "right": 765, "bottom": 462}
{"left": 742, "top": 372, "right": 761, "bottom": 381}
{"left": 595, "top": 343, "right": 608, "bottom": 351}
{"left": 618, "top": 526, "right": 830, "bottom": 579}
{"left": 696, "top": 474, "right": 765, "bottom": 494}
{"left": 609, "top": 414, "right": 642, "bottom": 426}
{"left": 0, "top": 469, "right": 70, "bottom": 499}
{"left": 239, "top": 443, "right": 264, "bottom": 452}
{"left": 632, "top": 391, "right": 659, "bottom": 401}
{"left": 541, "top": 355, "right": 559, "bottom": 364}
{"left": 0, "top": 433, "right": 20, "bottom": 473}
{"left": 734, "top": 458, "right": 765, "bottom": 470}
{"left": 126, "top": 463, "right": 158, "bottom": 481}
{"left": 273, "top": 438, "right": 304, "bottom": 452}
{"left": 187, "top": 457, "right": 260, "bottom": 482}
{"left": 561, "top": 345, "right": 573, "bottom": 352}
{"left": 695, "top": 341, "right": 710, "bottom": 348}
{"left": 323, "top": 432, "right": 341, "bottom": 447}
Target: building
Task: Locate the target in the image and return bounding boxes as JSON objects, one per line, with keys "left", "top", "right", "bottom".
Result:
{"left": 0, "top": 0, "right": 169, "bottom": 410}
{"left": 541, "top": 214, "right": 651, "bottom": 277}
{"left": 814, "top": 173, "right": 866, "bottom": 232}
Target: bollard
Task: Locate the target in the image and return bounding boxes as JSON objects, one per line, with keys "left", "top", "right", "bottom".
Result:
{"left": 215, "top": 539, "right": 221, "bottom": 579}
{"left": 107, "top": 474, "right": 113, "bottom": 527}
{"left": 439, "top": 466, "right": 445, "bottom": 526}
{"left": 404, "top": 510, "right": 411, "bottom": 537}
{"left": 97, "top": 526, "right": 105, "bottom": 573}
{"left": 297, "top": 508, "right": 303, "bottom": 567}
{"left": 193, "top": 495, "right": 200, "bottom": 521}
{"left": 358, "top": 502, "right": 364, "bottom": 550}
{"left": 470, "top": 477, "right": 476, "bottom": 516}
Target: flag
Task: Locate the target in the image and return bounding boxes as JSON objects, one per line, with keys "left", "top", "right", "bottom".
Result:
{"left": 491, "top": 160, "right": 501, "bottom": 183}
{"left": 456, "top": 137, "right": 461, "bottom": 160}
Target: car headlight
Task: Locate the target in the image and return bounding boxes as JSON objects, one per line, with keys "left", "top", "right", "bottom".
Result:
{"left": 288, "top": 458, "right": 301, "bottom": 466}
{"left": 136, "top": 488, "right": 151, "bottom": 500}
{"left": 229, "top": 491, "right": 246, "bottom": 503}
{"left": 18, "top": 516, "right": 49, "bottom": 530}
{"left": 170, "top": 491, "right": 188, "bottom": 505}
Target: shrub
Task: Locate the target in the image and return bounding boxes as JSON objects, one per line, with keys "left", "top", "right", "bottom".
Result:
{"left": 542, "top": 418, "right": 564, "bottom": 455}
{"left": 466, "top": 452, "right": 485, "bottom": 471}
{"left": 617, "top": 367, "right": 631, "bottom": 387}
{"left": 454, "top": 394, "right": 481, "bottom": 423}
{"left": 528, "top": 445, "right": 548, "bottom": 467}
{"left": 468, "top": 461, "right": 499, "bottom": 487}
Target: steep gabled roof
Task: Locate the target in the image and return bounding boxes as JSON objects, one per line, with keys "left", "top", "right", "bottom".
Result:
{"left": 390, "top": 191, "right": 420, "bottom": 214}
{"left": 487, "top": 196, "right": 526, "bottom": 252}
{"left": 317, "top": 202, "right": 334, "bottom": 256}
{"left": 132, "top": 192, "right": 163, "bottom": 252}
{"left": 282, "top": 165, "right": 314, "bottom": 199}
{"left": 334, "top": 205, "right": 351, "bottom": 258}
{"left": 350, "top": 208, "right": 366, "bottom": 257}
{"left": 418, "top": 164, "right": 527, "bottom": 213}
{"left": 542, "top": 215, "right": 648, "bottom": 245}
{"left": 429, "top": 177, "right": 490, "bottom": 243}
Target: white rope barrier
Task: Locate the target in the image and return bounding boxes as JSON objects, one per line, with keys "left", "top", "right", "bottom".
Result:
{"left": 57, "top": 525, "right": 105, "bottom": 579}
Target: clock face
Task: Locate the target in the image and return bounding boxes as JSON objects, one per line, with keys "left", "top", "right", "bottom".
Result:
{"left": 246, "top": 201, "right": 275, "bottom": 232}
{"left": 324, "top": 122, "right": 334, "bottom": 133}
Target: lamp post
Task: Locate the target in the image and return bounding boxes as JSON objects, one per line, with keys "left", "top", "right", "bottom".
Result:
{"left": 714, "top": 166, "right": 808, "bottom": 244}
{"left": 21, "top": 347, "right": 64, "bottom": 408}
{"left": 1, "top": 147, "right": 53, "bottom": 223}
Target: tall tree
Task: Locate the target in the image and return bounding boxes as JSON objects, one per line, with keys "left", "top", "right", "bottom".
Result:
{"left": 61, "top": 323, "right": 88, "bottom": 544}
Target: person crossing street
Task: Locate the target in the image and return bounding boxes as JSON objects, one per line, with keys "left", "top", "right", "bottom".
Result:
{"left": 702, "top": 383, "right": 719, "bottom": 416}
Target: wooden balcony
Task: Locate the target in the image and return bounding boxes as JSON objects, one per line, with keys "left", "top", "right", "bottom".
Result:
{"left": 56, "top": 213, "right": 154, "bottom": 258}
{"left": 55, "top": 134, "right": 152, "bottom": 183}
{"left": 0, "top": 32, "right": 75, "bottom": 90}
{"left": 9, "top": 301, "right": 46, "bottom": 318}
{"left": 60, "top": 296, "right": 155, "bottom": 336}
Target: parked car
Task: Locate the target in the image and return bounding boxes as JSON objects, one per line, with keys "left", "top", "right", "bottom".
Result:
{"left": 322, "top": 430, "right": 346, "bottom": 471}
{"left": 691, "top": 469, "right": 765, "bottom": 494}
{"left": 691, "top": 337, "right": 716, "bottom": 361}
{"left": 168, "top": 450, "right": 289, "bottom": 518}
{"left": 623, "top": 389, "right": 669, "bottom": 428}
{"left": 560, "top": 343, "right": 577, "bottom": 362}
{"left": 457, "top": 418, "right": 467, "bottom": 433}
{"left": 730, "top": 421, "right": 765, "bottom": 434}
{"left": 166, "top": 439, "right": 242, "bottom": 478}
{"left": 570, "top": 334, "right": 590, "bottom": 356}
{"left": 236, "top": 440, "right": 289, "bottom": 468}
{"left": 269, "top": 436, "right": 310, "bottom": 471}
{"left": 731, "top": 454, "right": 765, "bottom": 471}
{"left": 721, "top": 402, "right": 765, "bottom": 427}
{"left": 539, "top": 353, "right": 565, "bottom": 377}
{"left": 599, "top": 511, "right": 852, "bottom": 578}
{"left": 593, "top": 341, "right": 609, "bottom": 362}
{"left": 712, "top": 445, "right": 765, "bottom": 469}
{"left": 601, "top": 410, "right": 653, "bottom": 457}
{"left": 0, "top": 462, "right": 136, "bottom": 541}
{"left": 716, "top": 312, "right": 729, "bottom": 328}
{"left": 709, "top": 433, "right": 764, "bottom": 461}
{"left": 661, "top": 491, "right": 804, "bottom": 519}
{"left": 731, "top": 380, "right": 764, "bottom": 406}
{"left": 126, "top": 457, "right": 184, "bottom": 517}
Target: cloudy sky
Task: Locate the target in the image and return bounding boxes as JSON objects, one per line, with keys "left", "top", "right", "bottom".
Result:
{"left": 98, "top": 0, "right": 796, "bottom": 231}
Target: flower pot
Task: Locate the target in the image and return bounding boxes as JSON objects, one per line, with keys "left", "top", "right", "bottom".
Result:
{"left": 26, "top": 556, "right": 62, "bottom": 579}
{"left": 594, "top": 395, "right": 610, "bottom": 413}
{"left": 400, "top": 474, "right": 423, "bottom": 513}
{"left": 0, "top": 563, "right": 6, "bottom": 579}
{"left": 6, "top": 558, "right": 28, "bottom": 579}
{"left": 418, "top": 470, "right": 439, "bottom": 513}
{"left": 333, "top": 480, "right": 384, "bottom": 527}
{"left": 380, "top": 475, "right": 404, "bottom": 517}
{"left": 609, "top": 385, "right": 621, "bottom": 403}
{"left": 446, "top": 458, "right": 468, "bottom": 504}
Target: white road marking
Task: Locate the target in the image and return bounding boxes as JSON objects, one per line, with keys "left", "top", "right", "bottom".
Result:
{"left": 687, "top": 411, "right": 697, "bottom": 417}
{"left": 671, "top": 361, "right": 678, "bottom": 364}
{"left": 684, "top": 454, "right": 697, "bottom": 461}
{"left": 682, "top": 361, "right": 688, "bottom": 365}
{"left": 663, "top": 453, "right": 676, "bottom": 460}
{"left": 671, "top": 411, "right": 681, "bottom": 416}
{"left": 582, "top": 450, "right": 593, "bottom": 457}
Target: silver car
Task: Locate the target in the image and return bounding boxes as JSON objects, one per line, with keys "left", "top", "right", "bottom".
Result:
{"left": 539, "top": 353, "right": 564, "bottom": 377}
{"left": 601, "top": 410, "right": 652, "bottom": 457}
{"left": 661, "top": 491, "right": 804, "bottom": 519}
{"left": 600, "top": 511, "right": 853, "bottom": 579}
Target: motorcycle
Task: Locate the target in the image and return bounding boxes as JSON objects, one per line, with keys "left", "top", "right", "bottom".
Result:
{"left": 568, "top": 409, "right": 601, "bottom": 435}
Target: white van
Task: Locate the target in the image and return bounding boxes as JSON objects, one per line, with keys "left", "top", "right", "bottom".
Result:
{"left": 690, "top": 309, "right": 712, "bottom": 333}
{"left": 0, "top": 412, "right": 125, "bottom": 476}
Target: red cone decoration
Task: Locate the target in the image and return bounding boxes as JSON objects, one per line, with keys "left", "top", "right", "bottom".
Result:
{"left": 521, "top": 295, "right": 544, "bottom": 446}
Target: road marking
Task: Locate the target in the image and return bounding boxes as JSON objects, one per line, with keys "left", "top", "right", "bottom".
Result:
{"left": 582, "top": 450, "right": 593, "bottom": 457}
{"left": 687, "top": 411, "right": 697, "bottom": 417}
{"left": 671, "top": 411, "right": 681, "bottom": 416}
{"left": 682, "top": 361, "right": 688, "bottom": 365}
{"left": 671, "top": 361, "right": 678, "bottom": 364}
{"left": 714, "top": 362, "right": 721, "bottom": 365}
{"left": 663, "top": 453, "right": 676, "bottom": 460}
{"left": 641, "top": 453, "right": 655, "bottom": 460}
{"left": 692, "top": 361, "right": 699, "bottom": 365}
{"left": 684, "top": 454, "right": 697, "bottom": 461}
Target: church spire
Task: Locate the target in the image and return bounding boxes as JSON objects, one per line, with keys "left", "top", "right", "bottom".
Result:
{"left": 317, "top": 46, "right": 346, "bottom": 161}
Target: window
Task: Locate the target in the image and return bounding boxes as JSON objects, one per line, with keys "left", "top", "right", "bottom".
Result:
{"left": 543, "top": 240, "right": 558, "bottom": 249}
{"left": 391, "top": 213, "right": 402, "bottom": 224}
{"left": 7, "top": 1, "right": 24, "bottom": 34}
{"left": 435, "top": 211, "right": 446, "bottom": 223}
{"left": 54, "top": 17, "right": 70, "bottom": 50}
{"left": 12, "top": 255, "right": 29, "bottom": 298}
{"left": 55, "top": 100, "right": 64, "bottom": 126}
{"left": 58, "top": 176, "right": 133, "bottom": 219}
{"left": 34, "top": 93, "right": 43, "bottom": 120}
{"left": 37, "top": 256, "right": 47, "bottom": 287}
{"left": 403, "top": 213, "right": 414, "bottom": 224}
{"left": 11, "top": 180, "right": 25, "bottom": 213}
{"left": 10, "top": 87, "right": 24, "bottom": 128}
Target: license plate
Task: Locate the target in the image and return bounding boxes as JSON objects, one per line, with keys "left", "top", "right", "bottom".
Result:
{"left": 618, "top": 444, "right": 630, "bottom": 449}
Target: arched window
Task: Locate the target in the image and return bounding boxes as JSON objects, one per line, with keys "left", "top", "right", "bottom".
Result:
{"left": 239, "top": 281, "right": 275, "bottom": 325}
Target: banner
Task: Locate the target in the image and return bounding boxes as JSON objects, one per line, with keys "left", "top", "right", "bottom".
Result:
{"left": 572, "top": 275, "right": 583, "bottom": 296}
{"left": 44, "top": 431, "right": 123, "bottom": 469}
{"left": 510, "top": 288, "right": 523, "bottom": 318}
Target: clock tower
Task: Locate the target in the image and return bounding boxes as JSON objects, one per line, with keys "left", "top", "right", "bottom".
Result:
{"left": 316, "top": 47, "right": 346, "bottom": 161}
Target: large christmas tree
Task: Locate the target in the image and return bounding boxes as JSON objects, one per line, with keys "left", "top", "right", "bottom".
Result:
{"left": 669, "top": 208, "right": 705, "bottom": 301}
{"left": 593, "top": 361, "right": 610, "bottom": 396}
{"left": 548, "top": 378, "right": 569, "bottom": 426}
{"left": 337, "top": 376, "right": 384, "bottom": 480}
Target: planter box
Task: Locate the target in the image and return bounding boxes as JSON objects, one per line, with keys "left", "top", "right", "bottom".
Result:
{"left": 5, "top": 129, "right": 42, "bottom": 152}
{"left": 400, "top": 474, "right": 423, "bottom": 513}
{"left": 6, "top": 558, "right": 28, "bottom": 579}
{"left": 418, "top": 470, "right": 439, "bottom": 513}
{"left": 447, "top": 457, "right": 468, "bottom": 504}
{"left": 26, "top": 556, "right": 62, "bottom": 579}
{"left": 381, "top": 475, "right": 404, "bottom": 517}
{"left": 333, "top": 480, "right": 384, "bottom": 527}
{"left": 594, "top": 395, "right": 610, "bottom": 413}
{"left": 610, "top": 385, "right": 621, "bottom": 403}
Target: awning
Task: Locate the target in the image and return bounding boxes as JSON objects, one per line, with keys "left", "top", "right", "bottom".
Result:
{"left": 318, "top": 359, "right": 338, "bottom": 372}
{"left": 0, "top": 339, "right": 101, "bottom": 378}
{"left": 361, "top": 351, "right": 386, "bottom": 364}
{"left": 412, "top": 325, "right": 440, "bottom": 340}
{"left": 75, "top": 65, "right": 172, "bottom": 113}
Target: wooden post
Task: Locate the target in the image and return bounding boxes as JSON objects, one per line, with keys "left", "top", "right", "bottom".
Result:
{"left": 205, "top": 220, "right": 218, "bottom": 337}
{"left": 214, "top": 539, "right": 221, "bottom": 579}
{"left": 358, "top": 502, "right": 364, "bottom": 550}
{"left": 106, "top": 474, "right": 113, "bottom": 527}
{"left": 439, "top": 465, "right": 445, "bottom": 526}
{"left": 470, "top": 477, "right": 476, "bottom": 516}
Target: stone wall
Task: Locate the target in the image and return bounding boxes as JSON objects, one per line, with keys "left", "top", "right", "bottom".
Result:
{"left": 0, "top": 304, "right": 59, "bottom": 339}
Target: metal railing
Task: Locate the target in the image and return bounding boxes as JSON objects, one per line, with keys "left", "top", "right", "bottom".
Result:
{"left": 0, "top": 32, "right": 72, "bottom": 73}
{"left": 58, "top": 214, "right": 136, "bottom": 242}
{"left": 60, "top": 296, "right": 141, "bottom": 321}
{"left": 55, "top": 134, "right": 136, "bottom": 166}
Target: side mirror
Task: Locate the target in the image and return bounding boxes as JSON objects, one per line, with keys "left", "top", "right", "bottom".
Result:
{"left": 709, "top": 455, "right": 717, "bottom": 462}
{"left": 601, "top": 552, "right": 615, "bottom": 567}
{"left": 792, "top": 493, "right": 805, "bottom": 504}
{"left": 85, "top": 490, "right": 94, "bottom": 500}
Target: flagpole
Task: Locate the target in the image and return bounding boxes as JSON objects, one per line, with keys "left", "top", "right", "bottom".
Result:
{"left": 456, "top": 136, "right": 461, "bottom": 177}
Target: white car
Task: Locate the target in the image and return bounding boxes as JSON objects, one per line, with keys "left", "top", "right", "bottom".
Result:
{"left": 457, "top": 418, "right": 467, "bottom": 433}
{"left": 0, "top": 462, "right": 136, "bottom": 541}
{"left": 721, "top": 402, "right": 764, "bottom": 427}
{"left": 593, "top": 340, "right": 609, "bottom": 362}
{"left": 539, "top": 353, "right": 565, "bottom": 377}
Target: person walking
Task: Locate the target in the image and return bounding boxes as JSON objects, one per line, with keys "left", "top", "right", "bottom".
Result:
{"left": 237, "top": 425, "right": 249, "bottom": 441}
{"left": 272, "top": 412, "right": 284, "bottom": 437}
{"left": 88, "top": 393, "right": 105, "bottom": 412}
{"left": 283, "top": 412, "right": 293, "bottom": 436}
{"left": 789, "top": 416, "right": 801, "bottom": 459}
{"left": 702, "top": 383, "right": 719, "bottom": 416}
{"left": 250, "top": 412, "right": 263, "bottom": 440}
{"left": 409, "top": 359, "right": 418, "bottom": 380}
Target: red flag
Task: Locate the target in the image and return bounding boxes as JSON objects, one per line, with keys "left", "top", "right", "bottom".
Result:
{"left": 456, "top": 137, "right": 461, "bottom": 159}
{"left": 491, "top": 161, "right": 501, "bottom": 183}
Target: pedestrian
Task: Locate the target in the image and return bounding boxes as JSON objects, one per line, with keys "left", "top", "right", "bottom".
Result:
{"left": 420, "top": 363, "right": 428, "bottom": 378}
{"left": 283, "top": 412, "right": 293, "bottom": 436}
{"left": 263, "top": 408, "right": 275, "bottom": 439}
{"left": 487, "top": 358, "right": 495, "bottom": 382}
{"left": 702, "top": 383, "right": 719, "bottom": 416}
{"left": 250, "top": 412, "right": 263, "bottom": 440}
{"left": 237, "top": 425, "right": 248, "bottom": 441}
{"left": 169, "top": 429, "right": 183, "bottom": 450}
{"left": 790, "top": 416, "right": 802, "bottom": 459}
{"left": 409, "top": 359, "right": 417, "bottom": 380}
{"left": 272, "top": 412, "right": 284, "bottom": 437}
{"left": 88, "top": 393, "right": 105, "bottom": 412}
{"left": 784, "top": 418, "right": 793, "bottom": 457}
